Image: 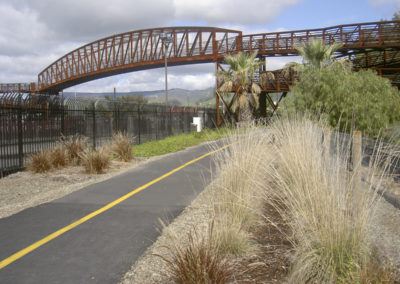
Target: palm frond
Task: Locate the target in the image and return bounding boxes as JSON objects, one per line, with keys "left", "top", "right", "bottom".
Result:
{"left": 219, "top": 81, "right": 233, "bottom": 93}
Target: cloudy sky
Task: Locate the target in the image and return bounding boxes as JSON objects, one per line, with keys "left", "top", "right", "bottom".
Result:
{"left": 0, "top": 0, "right": 399, "bottom": 93}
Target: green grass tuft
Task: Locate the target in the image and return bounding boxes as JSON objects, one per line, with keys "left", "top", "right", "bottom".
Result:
{"left": 134, "top": 129, "right": 227, "bottom": 158}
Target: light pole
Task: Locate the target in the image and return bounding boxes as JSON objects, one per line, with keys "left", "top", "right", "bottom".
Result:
{"left": 160, "top": 32, "right": 172, "bottom": 107}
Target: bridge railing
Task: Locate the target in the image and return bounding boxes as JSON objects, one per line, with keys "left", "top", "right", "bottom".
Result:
{"left": 0, "top": 83, "right": 36, "bottom": 93}
{"left": 239, "top": 21, "right": 400, "bottom": 55}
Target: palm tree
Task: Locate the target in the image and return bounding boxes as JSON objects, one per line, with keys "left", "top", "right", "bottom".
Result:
{"left": 217, "top": 51, "right": 263, "bottom": 122}
{"left": 297, "top": 39, "right": 342, "bottom": 69}
{"left": 281, "top": 39, "right": 343, "bottom": 82}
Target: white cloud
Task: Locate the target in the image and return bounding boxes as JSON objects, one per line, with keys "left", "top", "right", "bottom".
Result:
{"left": 0, "top": 4, "right": 53, "bottom": 56}
{"left": 174, "top": 0, "right": 299, "bottom": 25}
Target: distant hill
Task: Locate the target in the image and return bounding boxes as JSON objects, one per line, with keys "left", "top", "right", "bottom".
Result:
{"left": 63, "top": 87, "right": 215, "bottom": 106}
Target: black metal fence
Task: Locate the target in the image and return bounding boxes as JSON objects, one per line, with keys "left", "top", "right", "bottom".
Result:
{"left": 0, "top": 93, "right": 216, "bottom": 177}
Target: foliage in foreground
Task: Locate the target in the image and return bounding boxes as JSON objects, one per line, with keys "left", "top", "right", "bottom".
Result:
{"left": 158, "top": 225, "right": 232, "bottom": 284}
{"left": 146, "top": 119, "right": 397, "bottom": 283}
{"left": 259, "top": 117, "right": 394, "bottom": 283}
{"left": 157, "top": 126, "right": 266, "bottom": 282}
{"left": 282, "top": 63, "right": 400, "bottom": 137}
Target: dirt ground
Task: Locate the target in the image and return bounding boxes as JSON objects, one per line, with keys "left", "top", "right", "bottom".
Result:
{"left": 0, "top": 158, "right": 147, "bottom": 219}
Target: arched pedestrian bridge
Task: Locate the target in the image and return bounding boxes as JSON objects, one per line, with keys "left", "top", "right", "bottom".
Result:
{"left": 1, "top": 20, "right": 400, "bottom": 94}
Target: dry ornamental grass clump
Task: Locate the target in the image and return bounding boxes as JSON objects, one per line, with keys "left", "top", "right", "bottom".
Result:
{"left": 79, "top": 147, "right": 111, "bottom": 174}
{"left": 207, "top": 126, "right": 270, "bottom": 256}
{"left": 157, "top": 225, "right": 232, "bottom": 284}
{"left": 259, "top": 117, "right": 395, "bottom": 283}
{"left": 28, "top": 150, "right": 52, "bottom": 173}
{"left": 49, "top": 146, "right": 68, "bottom": 168}
{"left": 111, "top": 132, "right": 133, "bottom": 162}
{"left": 61, "top": 135, "right": 88, "bottom": 165}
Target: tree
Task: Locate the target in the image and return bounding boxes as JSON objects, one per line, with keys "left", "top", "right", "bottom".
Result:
{"left": 291, "top": 39, "right": 342, "bottom": 70}
{"left": 217, "top": 51, "right": 262, "bottom": 122}
{"left": 103, "top": 95, "right": 148, "bottom": 111}
{"left": 282, "top": 62, "right": 400, "bottom": 137}
{"left": 393, "top": 10, "right": 400, "bottom": 20}
{"left": 281, "top": 39, "right": 342, "bottom": 84}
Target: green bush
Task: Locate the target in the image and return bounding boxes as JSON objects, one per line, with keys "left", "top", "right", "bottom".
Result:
{"left": 282, "top": 63, "right": 400, "bottom": 137}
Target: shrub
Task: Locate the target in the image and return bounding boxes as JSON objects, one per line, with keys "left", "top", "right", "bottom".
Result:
{"left": 204, "top": 126, "right": 269, "bottom": 257}
{"left": 111, "top": 132, "right": 133, "bottom": 162}
{"left": 282, "top": 63, "right": 400, "bottom": 137}
{"left": 210, "top": 126, "right": 268, "bottom": 230}
{"left": 158, "top": 225, "right": 232, "bottom": 284}
{"left": 61, "top": 135, "right": 88, "bottom": 164}
{"left": 259, "top": 117, "right": 391, "bottom": 283}
{"left": 50, "top": 146, "right": 68, "bottom": 168}
{"left": 212, "top": 216, "right": 255, "bottom": 256}
{"left": 79, "top": 147, "right": 110, "bottom": 174}
{"left": 28, "top": 150, "right": 52, "bottom": 173}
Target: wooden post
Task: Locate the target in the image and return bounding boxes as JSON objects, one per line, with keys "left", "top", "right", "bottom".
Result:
{"left": 352, "top": 130, "right": 362, "bottom": 190}
{"left": 215, "top": 62, "right": 221, "bottom": 126}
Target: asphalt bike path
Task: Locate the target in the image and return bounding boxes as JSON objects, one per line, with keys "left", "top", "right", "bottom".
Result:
{"left": 0, "top": 142, "right": 222, "bottom": 283}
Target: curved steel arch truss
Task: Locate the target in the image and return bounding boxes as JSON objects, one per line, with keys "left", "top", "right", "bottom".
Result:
{"left": 37, "top": 27, "right": 242, "bottom": 93}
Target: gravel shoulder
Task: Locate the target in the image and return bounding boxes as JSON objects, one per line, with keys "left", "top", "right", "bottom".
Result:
{"left": 370, "top": 197, "right": 400, "bottom": 276}
{"left": 0, "top": 158, "right": 150, "bottom": 219}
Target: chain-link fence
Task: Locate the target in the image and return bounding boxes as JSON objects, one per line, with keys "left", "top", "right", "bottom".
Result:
{"left": 0, "top": 93, "right": 216, "bottom": 177}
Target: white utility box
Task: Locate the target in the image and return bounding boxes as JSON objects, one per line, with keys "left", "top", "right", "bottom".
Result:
{"left": 192, "top": 117, "right": 203, "bottom": 132}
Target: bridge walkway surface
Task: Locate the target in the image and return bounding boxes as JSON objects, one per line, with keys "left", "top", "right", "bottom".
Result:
{"left": 0, "top": 142, "right": 220, "bottom": 283}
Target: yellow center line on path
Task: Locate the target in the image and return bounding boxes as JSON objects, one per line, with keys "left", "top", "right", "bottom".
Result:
{"left": 0, "top": 144, "right": 230, "bottom": 270}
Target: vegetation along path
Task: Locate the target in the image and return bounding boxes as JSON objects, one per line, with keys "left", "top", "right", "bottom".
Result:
{"left": 0, "top": 142, "right": 222, "bottom": 283}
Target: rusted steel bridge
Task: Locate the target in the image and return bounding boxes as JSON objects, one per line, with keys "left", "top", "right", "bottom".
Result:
{"left": 1, "top": 20, "right": 399, "bottom": 94}
{"left": 1, "top": 20, "right": 400, "bottom": 121}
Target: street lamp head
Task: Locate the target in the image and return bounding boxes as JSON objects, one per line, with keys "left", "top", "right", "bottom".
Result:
{"left": 160, "top": 32, "right": 172, "bottom": 44}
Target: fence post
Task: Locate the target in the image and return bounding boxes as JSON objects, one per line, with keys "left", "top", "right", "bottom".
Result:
{"left": 17, "top": 99, "right": 24, "bottom": 168}
{"left": 169, "top": 106, "right": 172, "bottom": 135}
{"left": 92, "top": 103, "right": 96, "bottom": 149}
{"left": 155, "top": 107, "right": 158, "bottom": 140}
{"left": 138, "top": 105, "right": 141, "bottom": 144}
{"left": 60, "top": 104, "right": 65, "bottom": 136}
{"left": 203, "top": 108, "right": 206, "bottom": 129}
{"left": 352, "top": 130, "right": 362, "bottom": 190}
